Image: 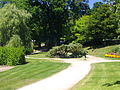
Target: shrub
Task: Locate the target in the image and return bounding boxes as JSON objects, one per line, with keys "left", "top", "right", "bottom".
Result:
{"left": 47, "top": 45, "right": 68, "bottom": 57}
{"left": 47, "top": 43, "right": 87, "bottom": 58}
{"left": 67, "top": 43, "right": 87, "bottom": 58}
{"left": 24, "top": 48, "right": 33, "bottom": 55}
{"left": 0, "top": 47, "right": 25, "bottom": 66}
{"left": 110, "top": 47, "right": 120, "bottom": 54}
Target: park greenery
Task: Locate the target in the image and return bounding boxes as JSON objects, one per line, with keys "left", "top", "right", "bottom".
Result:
{"left": 0, "top": 47, "right": 25, "bottom": 65}
{"left": 48, "top": 43, "right": 87, "bottom": 58}
{"left": 0, "top": 58, "right": 70, "bottom": 90}
{"left": 87, "top": 44, "right": 120, "bottom": 60}
{"left": 0, "top": 0, "right": 120, "bottom": 90}
{"left": 0, "top": 0, "right": 119, "bottom": 65}
{"left": 71, "top": 62, "right": 120, "bottom": 90}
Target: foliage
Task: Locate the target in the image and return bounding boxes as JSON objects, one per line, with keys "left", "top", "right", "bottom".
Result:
{"left": 110, "top": 46, "right": 120, "bottom": 54}
{"left": 115, "top": 3, "right": 120, "bottom": 35}
{"left": 11, "top": 0, "right": 90, "bottom": 48}
{"left": 88, "top": 44, "right": 120, "bottom": 59}
{"left": 6, "top": 35, "right": 23, "bottom": 48}
{"left": 24, "top": 48, "right": 33, "bottom": 55}
{"left": 0, "top": 47, "right": 25, "bottom": 66}
{"left": 0, "top": 4, "right": 32, "bottom": 48}
{"left": 47, "top": 43, "right": 87, "bottom": 58}
{"left": 67, "top": 43, "right": 87, "bottom": 58}
{"left": 84, "top": 4, "right": 118, "bottom": 44}
{"left": 70, "top": 15, "right": 91, "bottom": 44}
{"left": 47, "top": 45, "right": 68, "bottom": 58}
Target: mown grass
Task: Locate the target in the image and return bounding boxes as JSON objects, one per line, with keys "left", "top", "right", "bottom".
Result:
{"left": 28, "top": 52, "right": 48, "bottom": 58}
{"left": 71, "top": 62, "right": 120, "bottom": 90}
{"left": 0, "top": 58, "right": 70, "bottom": 90}
{"left": 88, "top": 44, "right": 120, "bottom": 60}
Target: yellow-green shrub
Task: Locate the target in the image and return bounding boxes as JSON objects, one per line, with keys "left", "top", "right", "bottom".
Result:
{"left": 0, "top": 47, "right": 25, "bottom": 66}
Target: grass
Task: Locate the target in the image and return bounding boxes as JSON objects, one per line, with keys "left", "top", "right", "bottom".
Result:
{"left": 28, "top": 52, "right": 49, "bottom": 58}
{"left": 88, "top": 44, "right": 120, "bottom": 60}
{"left": 71, "top": 62, "right": 120, "bottom": 90}
{"left": 0, "top": 58, "right": 70, "bottom": 90}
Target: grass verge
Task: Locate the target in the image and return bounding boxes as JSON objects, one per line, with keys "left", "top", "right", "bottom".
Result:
{"left": 88, "top": 44, "right": 120, "bottom": 60}
{"left": 28, "top": 52, "right": 49, "bottom": 58}
{"left": 0, "top": 58, "right": 70, "bottom": 90}
{"left": 71, "top": 62, "right": 120, "bottom": 90}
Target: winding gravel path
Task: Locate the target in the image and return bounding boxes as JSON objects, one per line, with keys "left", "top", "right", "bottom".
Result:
{"left": 18, "top": 55, "right": 120, "bottom": 90}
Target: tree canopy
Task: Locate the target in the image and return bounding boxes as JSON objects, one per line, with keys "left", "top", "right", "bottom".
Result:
{"left": 0, "top": 0, "right": 119, "bottom": 48}
{"left": 0, "top": 4, "right": 31, "bottom": 48}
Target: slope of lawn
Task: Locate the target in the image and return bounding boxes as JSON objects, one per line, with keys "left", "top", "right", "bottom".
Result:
{"left": 0, "top": 58, "right": 70, "bottom": 90}
{"left": 88, "top": 44, "right": 120, "bottom": 60}
{"left": 28, "top": 52, "right": 49, "bottom": 58}
{"left": 71, "top": 62, "right": 120, "bottom": 90}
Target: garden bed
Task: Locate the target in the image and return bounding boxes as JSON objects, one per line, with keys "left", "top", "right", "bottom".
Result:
{"left": 105, "top": 53, "right": 120, "bottom": 58}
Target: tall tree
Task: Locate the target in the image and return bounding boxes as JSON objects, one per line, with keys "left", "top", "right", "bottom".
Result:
{"left": 0, "top": 4, "right": 32, "bottom": 48}
{"left": 8, "top": 0, "right": 90, "bottom": 48}
{"left": 70, "top": 15, "right": 90, "bottom": 44}
{"left": 27, "top": 0, "right": 90, "bottom": 48}
{"left": 85, "top": 4, "right": 118, "bottom": 44}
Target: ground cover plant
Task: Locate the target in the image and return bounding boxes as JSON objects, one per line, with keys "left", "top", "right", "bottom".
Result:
{"left": 0, "top": 58, "right": 70, "bottom": 90}
{"left": 71, "top": 62, "right": 120, "bottom": 90}
{"left": 88, "top": 45, "right": 120, "bottom": 60}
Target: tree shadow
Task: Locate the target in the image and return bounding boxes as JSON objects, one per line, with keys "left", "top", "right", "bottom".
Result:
{"left": 102, "top": 81, "right": 120, "bottom": 87}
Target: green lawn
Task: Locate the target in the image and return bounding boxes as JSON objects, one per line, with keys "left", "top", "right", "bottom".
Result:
{"left": 0, "top": 58, "right": 70, "bottom": 90}
{"left": 28, "top": 52, "right": 49, "bottom": 58}
{"left": 88, "top": 44, "right": 120, "bottom": 60}
{"left": 71, "top": 62, "right": 120, "bottom": 90}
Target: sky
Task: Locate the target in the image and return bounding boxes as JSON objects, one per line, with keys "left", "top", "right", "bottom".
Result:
{"left": 88, "top": 0, "right": 103, "bottom": 8}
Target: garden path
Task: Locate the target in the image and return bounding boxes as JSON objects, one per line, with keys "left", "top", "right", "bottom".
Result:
{"left": 0, "top": 66, "right": 14, "bottom": 72}
{"left": 18, "top": 55, "right": 120, "bottom": 90}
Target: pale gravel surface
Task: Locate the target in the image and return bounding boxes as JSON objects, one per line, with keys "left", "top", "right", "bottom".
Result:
{"left": 0, "top": 66, "right": 14, "bottom": 72}
{"left": 18, "top": 55, "right": 120, "bottom": 90}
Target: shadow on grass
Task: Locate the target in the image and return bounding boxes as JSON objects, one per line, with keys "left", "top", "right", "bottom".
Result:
{"left": 102, "top": 81, "right": 120, "bottom": 87}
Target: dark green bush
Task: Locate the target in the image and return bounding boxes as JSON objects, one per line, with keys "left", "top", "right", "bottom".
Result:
{"left": 0, "top": 47, "right": 25, "bottom": 66}
{"left": 47, "top": 43, "right": 87, "bottom": 58}
{"left": 24, "top": 48, "right": 33, "bottom": 55}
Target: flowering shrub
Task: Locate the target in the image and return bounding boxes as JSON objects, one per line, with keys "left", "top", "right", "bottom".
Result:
{"left": 105, "top": 53, "right": 120, "bottom": 58}
{"left": 105, "top": 47, "right": 120, "bottom": 58}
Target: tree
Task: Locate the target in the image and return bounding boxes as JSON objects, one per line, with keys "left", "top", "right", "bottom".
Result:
{"left": 10, "top": 0, "right": 90, "bottom": 48}
{"left": 85, "top": 4, "right": 118, "bottom": 45}
{"left": 115, "top": 3, "right": 120, "bottom": 36}
{"left": 0, "top": 4, "right": 32, "bottom": 48}
{"left": 70, "top": 15, "right": 90, "bottom": 44}
{"left": 6, "top": 35, "right": 23, "bottom": 48}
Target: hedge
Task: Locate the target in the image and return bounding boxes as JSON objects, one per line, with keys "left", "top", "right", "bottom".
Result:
{"left": 0, "top": 47, "right": 25, "bottom": 66}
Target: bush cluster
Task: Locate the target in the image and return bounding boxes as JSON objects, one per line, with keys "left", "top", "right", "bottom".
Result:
{"left": 0, "top": 47, "right": 25, "bottom": 66}
{"left": 47, "top": 43, "right": 87, "bottom": 58}
{"left": 110, "top": 47, "right": 120, "bottom": 54}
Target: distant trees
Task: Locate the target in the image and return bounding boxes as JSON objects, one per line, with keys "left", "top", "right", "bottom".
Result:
{"left": 9, "top": 0, "right": 90, "bottom": 48}
{"left": 0, "top": 0, "right": 119, "bottom": 48}
{"left": 69, "top": 1, "right": 119, "bottom": 45}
